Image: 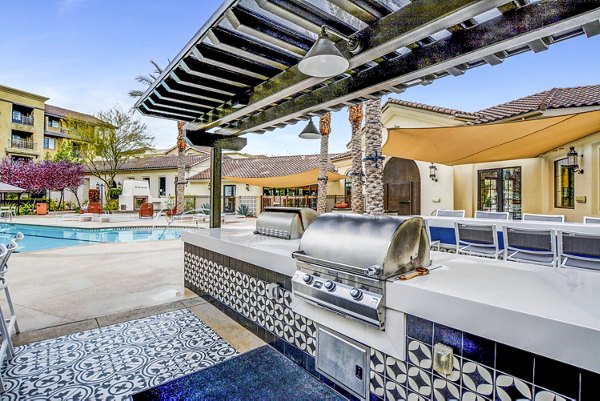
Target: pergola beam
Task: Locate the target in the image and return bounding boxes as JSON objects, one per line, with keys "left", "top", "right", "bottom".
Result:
{"left": 194, "top": 0, "right": 509, "bottom": 131}
{"left": 235, "top": 1, "right": 600, "bottom": 134}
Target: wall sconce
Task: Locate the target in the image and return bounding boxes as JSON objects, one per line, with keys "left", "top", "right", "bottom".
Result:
{"left": 567, "top": 147, "right": 584, "bottom": 174}
{"left": 246, "top": 184, "right": 250, "bottom": 191}
{"left": 429, "top": 163, "right": 438, "bottom": 182}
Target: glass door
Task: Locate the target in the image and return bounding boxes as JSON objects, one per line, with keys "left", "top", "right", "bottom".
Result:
{"left": 223, "top": 185, "right": 236, "bottom": 213}
{"left": 478, "top": 167, "right": 522, "bottom": 219}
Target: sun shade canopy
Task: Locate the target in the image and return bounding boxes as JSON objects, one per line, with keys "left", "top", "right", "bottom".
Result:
{"left": 133, "top": 0, "right": 600, "bottom": 139}
{"left": 382, "top": 110, "right": 600, "bottom": 165}
{"left": 224, "top": 169, "right": 347, "bottom": 188}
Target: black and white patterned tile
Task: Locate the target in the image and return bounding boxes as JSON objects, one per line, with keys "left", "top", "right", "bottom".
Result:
{"left": 496, "top": 373, "right": 533, "bottom": 401}
{"left": 462, "top": 360, "right": 494, "bottom": 397}
{"left": 1, "top": 309, "right": 237, "bottom": 401}
{"left": 407, "top": 339, "right": 432, "bottom": 370}
{"left": 407, "top": 364, "right": 432, "bottom": 398}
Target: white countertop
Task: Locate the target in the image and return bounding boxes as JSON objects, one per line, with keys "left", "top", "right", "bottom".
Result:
{"left": 182, "top": 227, "right": 299, "bottom": 276}
{"left": 389, "top": 252, "right": 600, "bottom": 372}
{"left": 182, "top": 227, "right": 600, "bottom": 373}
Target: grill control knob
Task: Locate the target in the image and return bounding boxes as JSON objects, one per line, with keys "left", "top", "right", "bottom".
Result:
{"left": 303, "top": 274, "right": 314, "bottom": 284}
{"left": 350, "top": 288, "right": 363, "bottom": 300}
{"left": 324, "top": 280, "right": 336, "bottom": 291}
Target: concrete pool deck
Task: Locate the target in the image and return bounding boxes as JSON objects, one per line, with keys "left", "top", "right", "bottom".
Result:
{"left": 1, "top": 239, "right": 194, "bottom": 333}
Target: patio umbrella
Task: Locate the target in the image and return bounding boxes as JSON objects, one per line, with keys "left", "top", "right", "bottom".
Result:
{"left": 382, "top": 109, "right": 600, "bottom": 165}
{"left": 0, "top": 182, "right": 25, "bottom": 193}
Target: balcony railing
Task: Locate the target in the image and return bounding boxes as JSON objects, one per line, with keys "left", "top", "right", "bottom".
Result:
{"left": 12, "top": 115, "right": 34, "bottom": 126}
{"left": 8, "top": 138, "right": 36, "bottom": 150}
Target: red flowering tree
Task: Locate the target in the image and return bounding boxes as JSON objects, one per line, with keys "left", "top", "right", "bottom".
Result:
{"left": 0, "top": 158, "right": 86, "bottom": 209}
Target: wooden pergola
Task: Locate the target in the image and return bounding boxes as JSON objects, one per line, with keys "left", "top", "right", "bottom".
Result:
{"left": 134, "top": 0, "right": 600, "bottom": 227}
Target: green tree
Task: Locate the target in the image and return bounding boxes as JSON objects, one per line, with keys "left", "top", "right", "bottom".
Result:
{"left": 52, "top": 140, "right": 79, "bottom": 163}
{"left": 66, "top": 106, "right": 154, "bottom": 203}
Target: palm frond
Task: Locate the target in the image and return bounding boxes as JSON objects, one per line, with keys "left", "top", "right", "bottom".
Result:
{"left": 150, "top": 60, "right": 163, "bottom": 75}
{"left": 135, "top": 75, "right": 154, "bottom": 86}
{"left": 128, "top": 90, "right": 144, "bottom": 98}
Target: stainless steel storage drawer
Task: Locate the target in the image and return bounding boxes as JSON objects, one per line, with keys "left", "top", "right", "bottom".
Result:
{"left": 316, "top": 326, "right": 368, "bottom": 400}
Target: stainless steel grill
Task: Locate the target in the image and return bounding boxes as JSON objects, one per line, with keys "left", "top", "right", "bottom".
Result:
{"left": 292, "top": 214, "right": 430, "bottom": 329}
{"left": 254, "top": 207, "right": 318, "bottom": 240}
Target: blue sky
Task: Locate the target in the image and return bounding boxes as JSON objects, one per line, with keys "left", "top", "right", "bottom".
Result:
{"left": 1, "top": 1, "right": 599, "bottom": 156}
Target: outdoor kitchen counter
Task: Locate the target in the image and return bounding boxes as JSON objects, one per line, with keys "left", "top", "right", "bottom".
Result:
{"left": 389, "top": 252, "right": 600, "bottom": 373}
{"left": 183, "top": 228, "right": 600, "bottom": 373}
{"left": 182, "top": 227, "right": 299, "bottom": 277}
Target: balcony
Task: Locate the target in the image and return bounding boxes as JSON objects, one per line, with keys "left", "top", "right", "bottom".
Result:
{"left": 8, "top": 138, "right": 36, "bottom": 150}
{"left": 12, "top": 115, "right": 34, "bottom": 126}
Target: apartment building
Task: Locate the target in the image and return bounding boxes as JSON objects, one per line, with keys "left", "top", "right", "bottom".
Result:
{"left": 0, "top": 84, "right": 100, "bottom": 160}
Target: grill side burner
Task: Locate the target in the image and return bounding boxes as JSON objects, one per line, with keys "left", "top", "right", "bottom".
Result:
{"left": 254, "top": 207, "right": 318, "bottom": 239}
{"left": 292, "top": 214, "right": 430, "bottom": 329}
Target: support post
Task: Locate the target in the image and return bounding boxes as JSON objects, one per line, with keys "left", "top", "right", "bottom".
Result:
{"left": 210, "top": 147, "right": 222, "bottom": 228}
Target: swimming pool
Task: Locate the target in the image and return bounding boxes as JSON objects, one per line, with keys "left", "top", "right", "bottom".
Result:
{"left": 0, "top": 224, "right": 182, "bottom": 252}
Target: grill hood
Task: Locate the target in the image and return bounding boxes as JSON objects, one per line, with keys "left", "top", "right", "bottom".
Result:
{"left": 295, "top": 214, "right": 431, "bottom": 279}
{"left": 255, "top": 207, "right": 318, "bottom": 240}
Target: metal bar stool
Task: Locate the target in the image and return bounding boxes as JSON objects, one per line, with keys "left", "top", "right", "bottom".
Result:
{"left": 0, "top": 239, "right": 20, "bottom": 335}
{"left": 0, "top": 244, "right": 15, "bottom": 393}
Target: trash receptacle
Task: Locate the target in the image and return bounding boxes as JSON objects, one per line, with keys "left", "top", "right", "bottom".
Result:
{"left": 36, "top": 203, "right": 48, "bottom": 215}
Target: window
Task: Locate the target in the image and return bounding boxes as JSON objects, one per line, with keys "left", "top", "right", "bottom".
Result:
{"left": 43, "top": 137, "right": 56, "bottom": 150}
{"left": 478, "top": 167, "right": 522, "bottom": 219}
{"left": 143, "top": 177, "right": 150, "bottom": 190}
{"left": 555, "top": 158, "right": 574, "bottom": 208}
{"left": 344, "top": 178, "right": 352, "bottom": 196}
{"left": 48, "top": 118, "right": 60, "bottom": 128}
{"left": 159, "top": 176, "right": 167, "bottom": 196}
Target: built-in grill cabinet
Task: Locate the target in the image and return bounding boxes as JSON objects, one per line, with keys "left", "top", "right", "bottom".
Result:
{"left": 254, "top": 207, "right": 318, "bottom": 240}
{"left": 292, "top": 214, "right": 430, "bottom": 329}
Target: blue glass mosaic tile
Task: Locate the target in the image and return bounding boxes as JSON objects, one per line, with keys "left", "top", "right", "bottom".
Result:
{"left": 496, "top": 343, "right": 534, "bottom": 382}
{"left": 433, "top": 323, "right": 463, "bottom": 355}
{"left": 407, "top": 314, "right": 433, "bottom": 345}
{"left": 534, "top": 355, "right": 579, "bottom": 399}
{"left": 462, "top": 331, "right": 495, "bottom": 367}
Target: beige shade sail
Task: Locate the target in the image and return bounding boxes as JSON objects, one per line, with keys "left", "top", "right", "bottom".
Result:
{"left": 224, "top": 169, "right": 347, "bottom": 188}
{"left": 382, "top": 109, "right": 600, "bottom": 165}
{"left": 0, "top": 182, "right": 25, "bottom": 193}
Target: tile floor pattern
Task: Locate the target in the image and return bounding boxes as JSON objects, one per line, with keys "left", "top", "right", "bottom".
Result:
{"left": 1, "top": 309, "right": 237, "bottom": 400}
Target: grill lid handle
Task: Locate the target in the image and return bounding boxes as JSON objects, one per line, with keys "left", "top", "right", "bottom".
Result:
{"left": 292, "top": 251, "right": 381, "bottom": 277}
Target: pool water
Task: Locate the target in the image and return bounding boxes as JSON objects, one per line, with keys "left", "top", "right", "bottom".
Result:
{"left": 0, "top": 224, "right": 181, "bottom": 252}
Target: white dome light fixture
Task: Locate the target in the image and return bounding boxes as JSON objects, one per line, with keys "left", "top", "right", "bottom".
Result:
{"left": 298, "top": 26, "right": 361, "bottom": 78}
{"left": 298, "top": 118, "right": 321, "bottom": 139}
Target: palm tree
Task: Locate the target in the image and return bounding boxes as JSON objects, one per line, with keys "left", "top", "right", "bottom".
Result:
{"left": 363, "top": 99, "right": 385, "bottom": 215}
{"left": 129, "top": 60, "right": 187, "bottom": 215}
{"left": 317, "top": 112, "right": 331, "bottom": 214}
{"left": 348, "top": 104, "right": 364, "bottom": 214}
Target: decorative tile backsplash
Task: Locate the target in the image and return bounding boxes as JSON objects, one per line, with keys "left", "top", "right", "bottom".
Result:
{"left": 184, "top": 244, "right": 598, "bottom": 401}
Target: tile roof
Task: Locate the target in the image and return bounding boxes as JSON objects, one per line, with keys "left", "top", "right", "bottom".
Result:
{"left": 88, "top": 153, "right": 210, "bottom": 173}
{"left": 385, "top": 98, "right": 476, "bottom": 117}
{"left": 475, "top": 84, "right": 600, "bottom": 123}
{"left": 189, "top": 152, "right": 349, "bottom": 180}
{"left": 45, "top": 104, "right": 104, "bottom": 125}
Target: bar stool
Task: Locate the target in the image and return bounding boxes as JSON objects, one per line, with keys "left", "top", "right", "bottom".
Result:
{"left": 0, "top": 245, "right": 15, "bottom": 393}
{"left": 0, "top": 239, "right": 20, "bottom": 335}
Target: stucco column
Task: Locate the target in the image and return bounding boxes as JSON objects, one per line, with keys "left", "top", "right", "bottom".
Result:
{"left": 364, "top": 99, "right": 385, "bottom": 215}
{"left": 349, "top": 104, "right": 364, "bottom": 214}
{"left": 317, "top": 112, "right": 331, "bottom": 214}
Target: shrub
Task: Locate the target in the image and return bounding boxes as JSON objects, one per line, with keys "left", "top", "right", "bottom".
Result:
{"left": 236, "top": 204, "right": 254, "bottom": 217}
{"left": 108, "top": 188, "right": 122, "bottom": 200}
{"left": 184, "top": 197, "right": 195, "bottom": 212}
{"left": 200, "top": 202, "right": 210, "bottom": 214}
